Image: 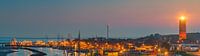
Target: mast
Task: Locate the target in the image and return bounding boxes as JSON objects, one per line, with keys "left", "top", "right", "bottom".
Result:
{"left": 45, "top": 34, "right": 48, "bottom": 42}
{"left": 107, "top": 24, "right": 109, "bottom": 39}
{"left": 77, "top": 30, "right": 80, "bottom": 56}
{"left": 57, "top": 34, "right": 60, "bottom": 41}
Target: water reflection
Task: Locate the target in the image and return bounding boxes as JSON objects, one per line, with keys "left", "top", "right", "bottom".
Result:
{"left": 11, "top": 50, "right": 16, "bottom": 56}
{"left": 49, "top": 48, "right": 53, "bottom": 56}
{"left": 7, "top": 47, "right": 90, "bottom": 56}
{"left": 33, "top": 47, "right": 66, "bottom": 56}
{"left": 8, "top": 49, "right": 32, "bottom": 56}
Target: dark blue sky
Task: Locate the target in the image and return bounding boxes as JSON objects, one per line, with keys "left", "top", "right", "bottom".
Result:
{"left": 1, "top": 0, "right": 200, "bottom": 38}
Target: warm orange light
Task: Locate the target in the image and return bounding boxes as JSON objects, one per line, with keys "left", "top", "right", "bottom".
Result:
{"left": 180, "top": 16, "right": 186, "bottom": 21}
{"left": 179, "top": 15, "right": 187, "bottom": 40}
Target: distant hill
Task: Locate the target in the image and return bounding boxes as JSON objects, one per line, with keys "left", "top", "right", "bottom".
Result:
{"left": 134, "top": 32, "right": 200, "bottom": 46}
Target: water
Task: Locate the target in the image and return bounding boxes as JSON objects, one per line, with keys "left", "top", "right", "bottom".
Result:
{"left": 7, "top": 49, "right": 33, "bottom": 56}
{"left": 0, "top": 37, "right": 60, "bottom": 42}
{"left": 0, "top": 37, "right": 12, "bottom": 43}
{"left": 33, "top": 47, "right": 66, "bottom": 56}
{"left": 7, "top": 48, "right": 66, "bottom": 56}
{"left": 0, "top": 37, "right": 67, "bottom": 56}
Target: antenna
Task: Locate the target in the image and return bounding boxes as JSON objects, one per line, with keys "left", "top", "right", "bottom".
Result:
{"left": 107, "top": 24, "right": 109, "bottom": 39}
{"left": 61, "top": 33, "right": 64, "bottom": 41}
{"left": 78, "top": 30, "right": 80, "bottom": 40}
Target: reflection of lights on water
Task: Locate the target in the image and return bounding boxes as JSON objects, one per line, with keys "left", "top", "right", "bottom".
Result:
{"left": 8, "top": 48, "right": 72, "bottom": 56}
{"left": 25, "top": 50, "right": 32, "bottom": 56}
{"left": 12, "top": 51, "right": 17, "bottom": 56}
{"left": 23, "top": 50, "right": 26, "bottom": 56}
{"left": 49, "top": 48, "right": 53, "bottom": 52}
{"left": 62, "top": 50, "right": 68, "bottom": 56}
{"left": 49, "top": 48, "right": 53, "bottom": 56}
{"left": 28, "top": 50, "right": 33, "bottom": 56}
{"left": 39, "top": 48, "right": 43, "bottom": 51}
{"left": 22, "top": 50, "right": 32, "bottom": 56}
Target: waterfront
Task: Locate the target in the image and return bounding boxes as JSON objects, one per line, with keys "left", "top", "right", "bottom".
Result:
{"left": 1, "top": 33, "right": 200, "bottom": 56}
{"left": 0, "top": 37, "right": 66, "bottom": 56}
{"left": 7, "top": 47, "right": 65, "bottom": 56}
{"left": 0, "top": 37, "right": 162, "bottom": 56}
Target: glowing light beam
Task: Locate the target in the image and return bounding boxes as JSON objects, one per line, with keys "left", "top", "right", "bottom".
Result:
{"left": 180, "top": 16, "right": 186, "bottom": 21}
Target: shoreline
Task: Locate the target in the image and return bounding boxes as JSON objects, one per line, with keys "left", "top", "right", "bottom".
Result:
{"left": 0, "top": 46, "right": 46, "bottom": 56}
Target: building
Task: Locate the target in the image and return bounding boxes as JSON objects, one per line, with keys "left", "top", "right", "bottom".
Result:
{"left": 179, "top": 16, "right": 187, "bottom": 41}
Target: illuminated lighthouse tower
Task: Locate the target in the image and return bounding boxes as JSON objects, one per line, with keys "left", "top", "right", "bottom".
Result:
{"left": 179, "top": 16, "right": 187, "bottom": 41}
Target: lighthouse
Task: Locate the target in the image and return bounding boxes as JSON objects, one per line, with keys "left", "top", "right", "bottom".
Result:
{"left": 179, "top": 16, "right": 187, "bottom": 41}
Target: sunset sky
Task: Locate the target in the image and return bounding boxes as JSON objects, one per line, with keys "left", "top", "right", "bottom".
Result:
{"left": 0, "top": 0, "right": 200, "bottom": 38}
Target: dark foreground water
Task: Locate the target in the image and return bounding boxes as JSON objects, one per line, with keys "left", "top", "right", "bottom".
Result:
{"left": 0, "top": 37, "right": 68, "bottom": 56}
{"left": 6, "top": 48, "right": 66, "bottom": 56}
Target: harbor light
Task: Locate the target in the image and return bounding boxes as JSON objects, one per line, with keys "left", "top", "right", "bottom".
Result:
{"left": 180, "top": 16, "right": 185, "bottom": 21}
